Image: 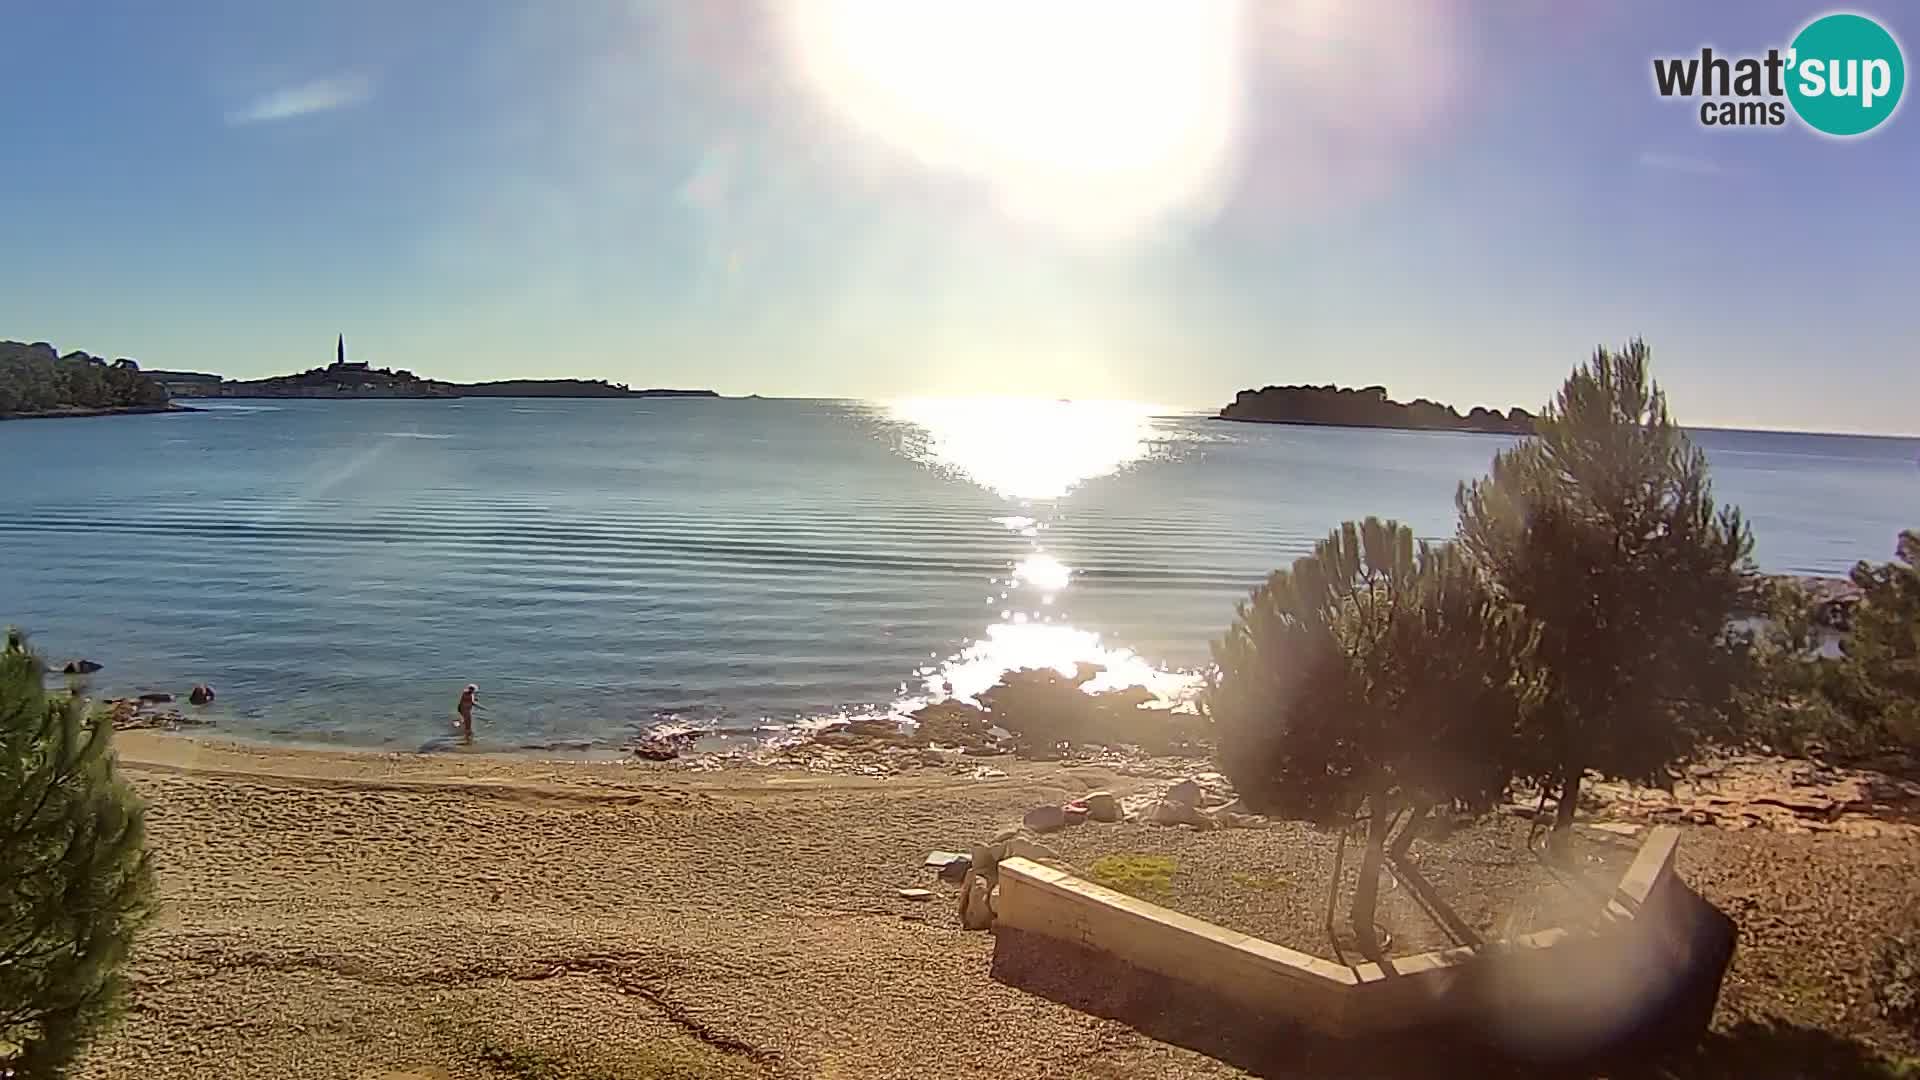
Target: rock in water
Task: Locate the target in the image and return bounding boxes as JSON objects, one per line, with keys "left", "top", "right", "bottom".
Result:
{"left": 137, "top": 691, "right": 174, "bottom": 705}
{"left": 62, "top": 659, "right": 103, "bottom": 675}
{"left": 187, "top": 683, "right": 216, "bottom": 705}
{"left": 1165, "top": 779, "right": 1204, "bottom": 806}
{"left": 1083, "top": 791, "right": 1119, "bottom": 822}
{"left": 1022, "top": 805, "right": 1067, "bottom": 833}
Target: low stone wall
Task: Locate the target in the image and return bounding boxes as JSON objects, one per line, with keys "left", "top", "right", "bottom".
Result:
{"left": 993, "top": 825, "right": 1719, "bottom": 1047}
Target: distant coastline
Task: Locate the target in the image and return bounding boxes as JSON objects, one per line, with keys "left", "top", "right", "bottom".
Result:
{"left": 0, "top": 403, "right": 196, "bottom": 421}
{"left": 1217, "top": 384, "right": 1536, "bottom": 435}
{"left": 152, "top": 366, "right": 719, "bottom": 401}
{"left": 4, "top": 336, "right": 721, "bottom": 419}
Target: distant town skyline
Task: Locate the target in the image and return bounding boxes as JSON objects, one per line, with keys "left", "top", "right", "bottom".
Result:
{"left": 1, "top": 1, "right": 1915, "bottom": 435}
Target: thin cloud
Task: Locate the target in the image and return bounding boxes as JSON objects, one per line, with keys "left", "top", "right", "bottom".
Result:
{"left": 1636, "top": 151, "right": 1724, "bottom": 175}
{"left": 228, "top": 74, "right": 373, "bottom": 125}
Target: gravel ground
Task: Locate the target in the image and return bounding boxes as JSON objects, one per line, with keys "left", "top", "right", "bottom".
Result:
{"left": 1043, "top": 815, "right": 1635, "bottom": 959}
{"left": 65, "top": 734, "right": 1920, "bottom": 1078}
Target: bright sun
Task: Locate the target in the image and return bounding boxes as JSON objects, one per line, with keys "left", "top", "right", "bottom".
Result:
{"left": 780, "top": 1, "right": 1244, "bottom": 240}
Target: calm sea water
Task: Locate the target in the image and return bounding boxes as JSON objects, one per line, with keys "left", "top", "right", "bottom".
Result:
{"left": 2, "top": 398, "right": 1915, "bottom": 751}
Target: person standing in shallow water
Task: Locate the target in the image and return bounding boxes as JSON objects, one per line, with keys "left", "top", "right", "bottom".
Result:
{"left": 455, "top": 683, "right": 483, "bottom": 741}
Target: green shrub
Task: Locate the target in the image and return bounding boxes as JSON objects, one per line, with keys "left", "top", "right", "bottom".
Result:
{"left": 1742, "top": 536, "right": 1920, "bottom": 763}
{"left": 1845, "top": 531, "right": 1920, "bottom": 752}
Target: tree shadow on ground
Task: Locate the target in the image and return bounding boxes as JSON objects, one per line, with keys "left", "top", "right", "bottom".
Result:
{"left": 989, "top": 929, "right": 1913, "bottom": 1079}
{"left": 1623, "top": 1020, "right": 1918, "bottom": 1079}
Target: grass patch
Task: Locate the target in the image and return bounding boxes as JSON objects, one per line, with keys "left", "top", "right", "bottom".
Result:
{"left": 1089, "top": 853, "right": 1179, "bottom": 898}
{"left": 1229, "top": 870, "right": 1288, "bottom": 892}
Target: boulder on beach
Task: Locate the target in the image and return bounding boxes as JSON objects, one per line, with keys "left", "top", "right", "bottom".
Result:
{"left": 1022, "top": 804, "right": 1067, "bottom": 833}
{"left": 1165, "top": 779, "right": 1204, "bottom": 806}
{"left": 1083, "top": 790, "right": 1119, "bottom": 822}
{"left": 62, "top": 659, "right": 103, "bottom": 675}
{"left": 969, "top": 841, "right": 1005, "bottom": 880}
{"left": 1148, "top": 798, "right": 1212, "bottom": 828}
{"left": 1005, "top": 837, "right": 1063, "bottom": 866}
{"left": 137, "top": 692, "right": 174, "bottom": 705}
{"left": 961, "top": 875, "right": 994, "bottom": 930}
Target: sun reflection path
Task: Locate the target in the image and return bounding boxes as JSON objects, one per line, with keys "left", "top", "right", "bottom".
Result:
{"left": 878, "top": 398, "right": 1204, "bottom": 723}
{"left": 888, "top": 397, "right": 1164, "bottom": 502}
{"left": 909, "top": 621, "right": 1202, "bottom": 712}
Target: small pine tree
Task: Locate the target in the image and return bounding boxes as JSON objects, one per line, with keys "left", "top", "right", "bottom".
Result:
{"left": 1208, "top": 519, "right": 1536, "bottom": 958}
{"left": 1455, "top": 341, "right": 1755, "bottom": 838}
{"left": 1842, "top": 530, "right": 1920, "bottom": 750}
{"left": 1, "top": 630, "right": 155, "bottom": 1078}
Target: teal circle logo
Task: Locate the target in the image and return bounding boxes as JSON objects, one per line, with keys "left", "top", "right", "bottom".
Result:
{"left": 1787, "top": 13, "right": 1905, "bottom": 136}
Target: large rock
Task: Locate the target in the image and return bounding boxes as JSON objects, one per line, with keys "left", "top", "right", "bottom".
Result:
{"left": 188, "top": 683, "right": 216, "bottom": 705}
{"left": 1149, "top": 799, "right": 1212, "bottom": 828}
{"left": 1192, "top": 771, "right": 1237, "bottom": 804}
{"left": 1005, "top": 837, "right": 1064, "bottom": 866}
{"left": 137, "top": 691, "right": 174, "bottom": 705}
{"left": 61, "top": 659, "right": 103, "bottom": 675}
{"left": 1165, "top": 779, "right": 1204, "bottom": 806}
{"left": 1022, "top": 804, "right": 1067, "bottom": 833}
{"left": 960, "top": 874, "right": 995, "bottom": 930}
{"left": 1083, "top": 790, "right": 1119, "bottom": 822}
{"left": 970, "top": 842, "right": 1005, "bottom": 880}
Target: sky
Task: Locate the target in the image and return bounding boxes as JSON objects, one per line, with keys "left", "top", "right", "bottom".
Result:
{"left": 1, "top": 1, "right": 1915, "bottom": 433}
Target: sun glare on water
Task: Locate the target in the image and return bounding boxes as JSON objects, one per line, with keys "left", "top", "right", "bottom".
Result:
{"left": 877, "top": 397, "right": 1201, "bottom": 723}
{"left": 781, "top": 1, "right": 1244, "bottom": 239}
{"left": 888, "top": 396, "right": 1164, "bottom": 502}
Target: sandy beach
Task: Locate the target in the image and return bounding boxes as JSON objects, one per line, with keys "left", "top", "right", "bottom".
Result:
{"left": 72, "top": 734, "right": 1920, "bottom": 1079}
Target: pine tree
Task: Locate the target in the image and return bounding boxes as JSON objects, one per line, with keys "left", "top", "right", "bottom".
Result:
{"left": 1, "top": 630, "right": 155, "bottom": 1078}
{"left": 1208, "top": 519, "right": 1536, "bottom": 958}
{"left": 1455, "top": 341, "right": 1755, "bottom": 838}
{"left": 1842, "top": 530, "right": 1920, "bottom": 750}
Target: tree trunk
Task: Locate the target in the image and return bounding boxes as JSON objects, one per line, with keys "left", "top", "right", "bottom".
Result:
{"left": 1389, "top": 800, "right": 1432, "bottom": 862}
{"left": 1351, "top": 800, "right": 1394, "bottom": 961}
{"left": 1552, "top": 761, "right": 1582, "bottom": 855}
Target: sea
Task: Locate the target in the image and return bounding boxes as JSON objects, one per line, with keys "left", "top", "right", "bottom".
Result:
{"left": 2, "top": 397, "right": 1915, "bottom": 752}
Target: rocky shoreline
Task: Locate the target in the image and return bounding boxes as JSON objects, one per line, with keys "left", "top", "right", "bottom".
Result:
{"left": 0, "top": 402, "right": 197, "bottom": 421}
